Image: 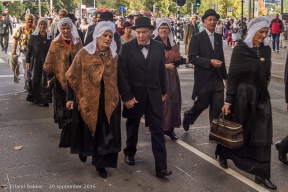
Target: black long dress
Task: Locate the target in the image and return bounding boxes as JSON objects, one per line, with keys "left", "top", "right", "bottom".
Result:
{"left": 68, "top": 80, "right": 121, "bottom": 169}
{"left": 26, "top": 34, "right": 52, "bottom": 104}
{"left": 216, "top": 41, "right": 273, "bottom": 179}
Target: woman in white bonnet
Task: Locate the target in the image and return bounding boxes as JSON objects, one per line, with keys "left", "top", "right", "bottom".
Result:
{"left": 66, "top": 21, "right": 121, "bottom": 179}
{"left": 220, "top": 16, "right": 277, "bottom": 190}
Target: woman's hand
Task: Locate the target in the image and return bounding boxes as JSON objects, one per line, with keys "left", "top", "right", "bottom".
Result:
{"left": 222, "top": 104, "right": 231, "bottom": 115}
{"left": 186, "top": 58, "right": 190, "bottom": 64}
{"left": 25, "top": 63, "right": 30, "bottom": 69}
{"left": 165, "top": 63, "right": 175, "bottom": 72}
{"left": 66, "top": 101, "right": 73, "bottom": 110}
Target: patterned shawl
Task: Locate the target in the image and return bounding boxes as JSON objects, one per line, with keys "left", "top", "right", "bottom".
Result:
{"left": 66, "top": 48, "right": 119, "bottom": 136}
{"left": 43, "top": 38, "right": 83, "bottom": 91}
{"left": 165, "top": 44, "right": 183, "bottom": 64}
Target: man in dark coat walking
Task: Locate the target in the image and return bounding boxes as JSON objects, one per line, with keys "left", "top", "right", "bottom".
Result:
{"left": 275, "top": 53, "right": 288, "bottom": 164}
{"left": 118, "top": 17, "right": 171, "bottom": 178}
{"left": 182, "top": 9, "right": 227, "bottom": 132}
{"left": 84, "top": 12, "right": 121, "bottom": 53}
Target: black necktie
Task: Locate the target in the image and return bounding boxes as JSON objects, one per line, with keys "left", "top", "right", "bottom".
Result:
{"left": 139, "top": 44, "right": 150, "bottom": 50}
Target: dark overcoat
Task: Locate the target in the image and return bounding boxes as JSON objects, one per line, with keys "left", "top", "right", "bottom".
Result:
{"left": 118, "top": 38, "right": 166, "bottom": 119}
{"left": 188, "top": 30, "right": 227, "bottom": 100}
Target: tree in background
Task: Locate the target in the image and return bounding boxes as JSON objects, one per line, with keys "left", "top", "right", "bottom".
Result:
{"left": 218, "top": 0, "right": 241, "bottom": 19}
{"left": 258, "top": 0, "right": 267, "bottom": 16}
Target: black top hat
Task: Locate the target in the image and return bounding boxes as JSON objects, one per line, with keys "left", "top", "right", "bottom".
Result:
{"left": 132, "top": 17, "right": 154, "bottom": 30}
{"left": 202, "top": 9, "right": 220, "bottom": 22}
{"left": 66, "top": 13, "right": 77, "bottom": 21}
{"left": 99, "top": 12, "right": 115, "bottom": 22}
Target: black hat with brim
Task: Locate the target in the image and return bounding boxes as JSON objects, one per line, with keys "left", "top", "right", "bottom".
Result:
{"left": 132, "top": 17, "right": 155, "bottom": 30}
{"left": 66, "top": 13, "right": 77, "bottom": 21}
{"left": 99, "top": 12, "right": 116, "bottom": 22}
{"left": 202, "top": 9, "right": 220, "bottom": 22}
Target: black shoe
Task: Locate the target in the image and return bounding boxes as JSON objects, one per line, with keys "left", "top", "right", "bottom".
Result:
{"left": 219, "top": 157, "right": 228, "bottom": 169}
{"left": 275, "top": 141, "right": 288, "bottom": 164}
{"left": 156, "top": 169, "right": 172, "bottom": 178}
{"left": 254, "top": 176, "right": 277, "bottom": 190}
{"left": 4, "top": 50, "right": 7, "bottom": 54}
{"left": 96, "top": 168, "right": 107, "bottom": 178}
{"left": 164, "top": 131, "right": 178, "bottom": 140}
{"left": 124, "top": 156, "right": 135, "bottom": 165}
{"left": 78, "top": 154, "right": 87, "bottom": 163}
{"left": 182, "top": 118, "right": 190, "bottom": 131}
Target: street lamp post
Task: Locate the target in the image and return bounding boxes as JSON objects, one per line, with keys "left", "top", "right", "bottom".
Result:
{"left": 38, "top": 0, "right": 41, "bottom": 16}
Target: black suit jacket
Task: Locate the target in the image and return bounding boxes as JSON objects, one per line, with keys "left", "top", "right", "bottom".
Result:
{"left": 84, "top": 27, "right": 121, "bottom": 53}
{"left": 188, "top": 30, "right": 227, "bottom": 100}
{"left": 118, "top": 38, "right": 166, "bottom": 119}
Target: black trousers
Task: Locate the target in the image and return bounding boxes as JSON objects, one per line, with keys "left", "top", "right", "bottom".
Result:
{"left": 184, "top": 77, "right": 224, "bottom": 124}
{"left": 0, "top": 33, "right": 8, "bottom": 51}
{"left": 124, "top": 100, "right": 167, "bottom": 172}
{"left": 280, "top": 136, "right": 288, "bottom": 153}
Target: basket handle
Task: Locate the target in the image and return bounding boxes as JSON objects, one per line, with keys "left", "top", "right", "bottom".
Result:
{"left": 216, "top": 112, "right": 236, "bottom": 130}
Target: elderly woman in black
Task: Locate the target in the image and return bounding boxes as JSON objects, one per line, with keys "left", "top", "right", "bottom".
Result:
{"left": 153, "top": 18, "right": 187, "bottom": 140}
{"left": 220, "top": 16, "right": 276, "bottom": 190}
{"left": 66, "top": 21, "right": 121, "bottom": 179}
{"left": 26, "top": 18, "right": 52, "bottom": 106}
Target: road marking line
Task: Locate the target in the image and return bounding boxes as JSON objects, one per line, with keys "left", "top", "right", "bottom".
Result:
{"left": 0, "top": 75, "right": 23, "bottom": 78}
{"left": 139, "top": 118, "right": 268, "bottom": 191}
{"left": 5, "top": 173, "right": 12, "bottom": 192}
{"left": 0, "top": 58, "right": 5, "bottom": 63}
{"left": 175, "top": 139, "right": 269, "bottom": 192}
{"left": 0, "top": 91, "right": 25, "bottom": 96}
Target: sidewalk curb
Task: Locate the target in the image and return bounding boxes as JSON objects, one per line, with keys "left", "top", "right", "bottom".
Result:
{"left": 271, "top": 74, "right": 284, "bottom": 82}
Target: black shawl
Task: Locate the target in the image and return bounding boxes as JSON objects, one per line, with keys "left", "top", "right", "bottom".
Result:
{"left": 227, "top": 40, "right": 271, "bottom": 104}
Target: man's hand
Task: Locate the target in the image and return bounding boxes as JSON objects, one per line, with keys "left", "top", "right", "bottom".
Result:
{"left": 11, "top": 50, "right": 17, "bottom": 55}
{"left": 211, "top": 59, "right": 222, "bottom": 68}
{"left": 25, "top": 63, "right": 30, "bottom": 69}
{"left": 66, "top": 101, "right": 73, "bottom": 110}
{"left": 165, "top": 63, "right": 175, "bottom": 72}
{"left": 186, "top": 57, "right": 190, "bottom": 64}
{"left": 124, "top": 97, "right": 138, "bottom": 109}
{"left": 222, "top": 104, "right": 231, "bottom": 115}
{"left": 162, "top": 94, "right": 167, "bottom": 101}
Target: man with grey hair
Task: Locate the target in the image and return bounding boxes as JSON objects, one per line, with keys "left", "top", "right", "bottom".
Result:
{"left": 50, "top": 9, "right": 67, "bottom": 39}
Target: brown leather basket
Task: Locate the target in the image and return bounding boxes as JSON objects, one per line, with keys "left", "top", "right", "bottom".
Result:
{"left": 209, "top": 113, "right": 244, "bottom": 149}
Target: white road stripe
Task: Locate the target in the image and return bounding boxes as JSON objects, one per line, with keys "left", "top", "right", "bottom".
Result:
{"left": 0, "top": 75, "right": 23, "bottom": 78}
{"left": 175, "top": 139, "right": 269, "bottom": 192}
{"left": 0, "top": 91, "right": 25, "bottom": 96}
{"left": 0, "top": 58, "right": 5, "bottom": 63}
{"left": 140, "top": 118, "right": 268, "bottom": 191}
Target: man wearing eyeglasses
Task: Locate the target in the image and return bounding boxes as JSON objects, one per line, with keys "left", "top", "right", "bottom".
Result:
{"left": 183, "top": 9, "right": 227, "bottom": 136}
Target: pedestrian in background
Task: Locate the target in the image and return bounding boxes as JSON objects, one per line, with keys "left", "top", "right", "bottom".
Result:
{"left": 270, "top": 13, "right": 283, "bottom": 53}
{"left": 66, "top": 21, "right": 121, "bottom": 179}
{"left": 116, "top": 16, "right": 125, "bottom": 36}
{"left": 25, "top": 18, "right": 52, "bottom": 106}
{"left": 0, "top": 13, "right": 12, "bottom": 53}
{"left": 183, "top": 9, "right": 227, "bottom": 132}
{"left": 80, "top": 17, "right": 89, "bottom": 37}
{"left": 50, "top": 9, "right": 67, "bottom": 39}
{"left": 230, "top": 19, "right": 239, "bottom": 48}
{"left": 12, "top": 15, "right": 17, "bottom": 28}
{"left": 120, "top": 21, "right": 135, "bottom": 44}
{"left": 280, "top": 17, "right": 288, "bottom": 49}
{"left": 33, "top": 14, "right": 39, "bottom": 28}
{"left": 12, "top": 13, "right": 35, "bottom": 90}
{"left": 43, "top": 18, "right": 82, "bottom": 129}
{"left": 220, "top": 16, "right": 276, "bottom": 190}
{"left": 154, "top": 18, "right": 188, "bottom": 140}
{"left": 183, "top": 15, "right": 199, "bottom": 56}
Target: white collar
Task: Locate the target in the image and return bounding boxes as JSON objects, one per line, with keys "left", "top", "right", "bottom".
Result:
{"left": 205, "top": 29, "right": 214, "bottom": 36}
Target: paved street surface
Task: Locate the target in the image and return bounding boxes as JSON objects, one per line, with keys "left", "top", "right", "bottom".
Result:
{"left": 1, "top": 26, "right": 288, "bottom": 192}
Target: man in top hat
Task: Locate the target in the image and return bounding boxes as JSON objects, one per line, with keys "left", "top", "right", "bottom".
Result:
{"left": 84, "top": 12, "right": 121, "bottom": 53}
{"left": 118, "top": 17, "right": 171, "bottom": 178}
{"left": 182, "top": 8, "right": 227, "bottom": 160}
{"left": 0, "top": 13, "right": 12, "bottom": 53}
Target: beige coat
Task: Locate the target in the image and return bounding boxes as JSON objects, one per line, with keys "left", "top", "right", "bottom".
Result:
{"left": 183, "top": 22, "right": 199, "bottom": 55}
